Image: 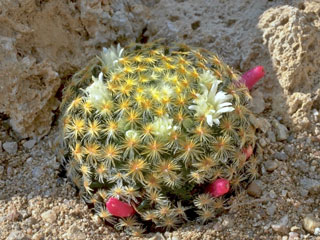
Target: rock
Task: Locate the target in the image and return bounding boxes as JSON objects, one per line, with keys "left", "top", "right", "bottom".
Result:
{"left": 258, "top": 5, "right": 320, "bottom": 130}
{"left": 259, "top": 138, "right": 267, "bottom": 147}
{"left": 249, "top": 90, "right": 265, "bottom": 114}
{"left": 66, "top": 224, "right": 86, "bottom": 240}
{"left": 247, "top": 181, "right": 262, "bottom": 198}
{"left": 23, "top": 139, "right": 36, "bottom": 149}
{"left": 32, "top": 167, "right": 43, "bottom": 179}
{"left": 271, "top": 215, "right": 289, "bottom": 234}
{"left": 6, "top": 230, "right": 27, "bottom": 240}
{"left": 0, "top": 140, "right": 2, "bottom": 152}
{"left": 292, "top": 160, "right": 309, "bottom": 173}
{"left": 300, "top": 178, "right": 320, "bottom": 195}
{"left": 288, "top": 232, "right": 299, "bottom": 240}
{"left": 31, "top": 232, "right": 43, "bottom": 240}
{"left": 266, "top": 204, "right": 277, "bottom": 216}
{"left": 264, "top": 160, "right": 278, "bottom": 172}
{"left": 3, "top": 141, "right": 18, "bottom": 155}
{"left": 149, "top": 232, "right": 166, "bottom": 240}
{"left": 41, "top": 209, "right": 57, "bottom": 223}
{"left": 273, "top": 152, "right": 288, "bottom": 161}
{"left": 267, "top": 130, "right": 276, "bottom": 143}
{"left": 249, "top": 116, "right": 271, "bottom": 134}
{"left": 272, "top": 119, "right": 288, "bottom": 141}
{"left": 7, "top": 206, "right": 20, "bottom": 222}
{"left": 284, "top": 145, "right": 295, "bottom": 157}
{"left": 303, "top": 215, "right": 320, "bottom": 235}
{"left": 0, "top": 0, "right": 149, "bottom": 138}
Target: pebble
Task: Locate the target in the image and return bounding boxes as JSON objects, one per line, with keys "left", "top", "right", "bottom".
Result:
{"left": 66, "top": 224, "right": 86, "bottom": 240}
{"left": 249, "top": 116, "right": 271, "bottom": 133}
{"left": 23, "top": 139, "right": 36, "bottom": 149}
{"left": 6, "top": 230, "right": 26, "bottom": 240}
{"left": 266, "top": 204, "right": 277, "bottom": 216}
{"left": 271, "top": 215, "right": 289, "bottom": 234}
{"left": 247, "top": 181, "right": 262, "bottom": 198}
{"left": 288, "top": 232, "right": 299, "bottom": 240}
{"left": 300, "top": 178, "right": 320, "bottom": 195}
{"left": 32, "top": 232, "right": 43, "bottom": 240}
{"left": 41, "top": 209, "right": 57, "bottom": 223}
{"left": 273, "top": 152, "right": 288, "bottom": 161}
{"left": 3, "top": 141, "right": 18, "bottom": 155}
{"left": 267, "top": 130, "right": 276, "bottom": 143}
{"left": 303, "top": 215, "right": 320, "bottom": 235}
{"left": 292, "top": 160, "right": 309, "bottom": 173}
{"left": 259, "top": 138, "right": 267, "bottom": 147}
{"left": 272, "top": 119, "right": 289, "bottom": 141}
{"left": 284, "top": 145, "right": 295, "bottom": 157}
{"left": 0, "top": 140, "right": 2, "bottom": 152}
{"left": 264, "top": 160, "right": 278, "bottom": 172}
{"left": 32, "top": 167, "right": 43, "bottom": 179}
{"left": 249, "top": 90, "right": 265, "bottom": 114}
{"left": 269, "top": 190, "right": 276, "bottom": 199}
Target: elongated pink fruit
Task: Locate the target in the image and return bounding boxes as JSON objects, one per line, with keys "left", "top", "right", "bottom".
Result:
{"left": 242, "top": 145, "right": 253, "bottom": 160}
{"left": 240, "top": 66, "right": 265, "bottom": 90}
{"left": 207, "top": 178, "right": 230, "bottom": 197}
{"left": 106, "top": 197, "right": 135, "bottom": 217}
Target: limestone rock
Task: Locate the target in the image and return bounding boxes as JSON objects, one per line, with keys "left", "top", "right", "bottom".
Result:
{"left": 258, "top": 3, "right": 320, "bottom": 130}
{"left": 0, "top": 0, "right": 149, "bottom": 138}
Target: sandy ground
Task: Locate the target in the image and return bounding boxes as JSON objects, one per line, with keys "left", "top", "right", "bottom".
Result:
{"left": 0, "top": 0, "right": 320, "bottom": 239}
{"left": 0, "top": 109, "right": 319, "bottom": 239}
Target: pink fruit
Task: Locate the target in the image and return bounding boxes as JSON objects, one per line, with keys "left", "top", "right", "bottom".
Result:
{"left": 207, "top": 178, "right": 230, "bottom": 197}
{"left": 240, "top": 66, "right": 265, "bottom": 90}
{"left": 243, "top": 145, "right": 253, "bottom": 160}
{"left": 106, "top": 197, "right": 135, "bottom": 217}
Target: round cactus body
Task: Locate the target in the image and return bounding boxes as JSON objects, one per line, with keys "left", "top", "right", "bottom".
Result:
{"left": 59, "top": 41, "right": 258, "bottom": 235}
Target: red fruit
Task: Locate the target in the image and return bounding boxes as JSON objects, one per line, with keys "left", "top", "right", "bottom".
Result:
{"left": 207, "top": 178, "right": 230, "bottom": 197}
{"left": 243, "top": 145, "right": 253, "bottom": 160}
{"left": 240, "top": 66, "right": 265, "bottom": 90}
{"left": 106, "top": 197, "right": 135, "bottom": 218}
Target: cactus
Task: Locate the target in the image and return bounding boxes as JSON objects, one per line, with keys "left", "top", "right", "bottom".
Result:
{"left": 58, "top": 41, "right": 258, "bottom": 235}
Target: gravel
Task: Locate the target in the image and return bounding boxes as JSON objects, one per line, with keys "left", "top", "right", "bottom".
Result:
{"left": 0, "top": 107, "right": 319, "bottom": 239}
{"left": 2, "top": 141, "right": 18, "bottom": 155}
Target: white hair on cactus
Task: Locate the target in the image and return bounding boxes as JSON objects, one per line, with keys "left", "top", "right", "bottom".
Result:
{"left": 151, "top": 115, "right": 177, "bottom": 136}
{"left": 99, "top": 44, "right": 124, "bottom": 71}
{"left": 85, "top": 72, "right": 110, "bottom": 107}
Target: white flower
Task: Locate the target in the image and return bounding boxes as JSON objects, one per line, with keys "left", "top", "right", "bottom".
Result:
{"left": 99, "top": 44, "right": 124, "bottom": 70}
{"left": 151, "top": 115, "right": 177, "bottom": 136}
{"left": 84, "top": 72, "right": 111, "bottom": 107}
{"left": 188, "top": 80, "right": 234, "bottom": 127}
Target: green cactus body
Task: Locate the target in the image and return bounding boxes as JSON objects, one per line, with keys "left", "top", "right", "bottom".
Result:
{"left": 59, "top": 41, "right": 257, "bottom": 235}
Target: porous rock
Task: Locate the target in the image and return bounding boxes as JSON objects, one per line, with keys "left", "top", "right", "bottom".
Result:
{"left": 258, "top": 3, "right": 320, "bottom": 130}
